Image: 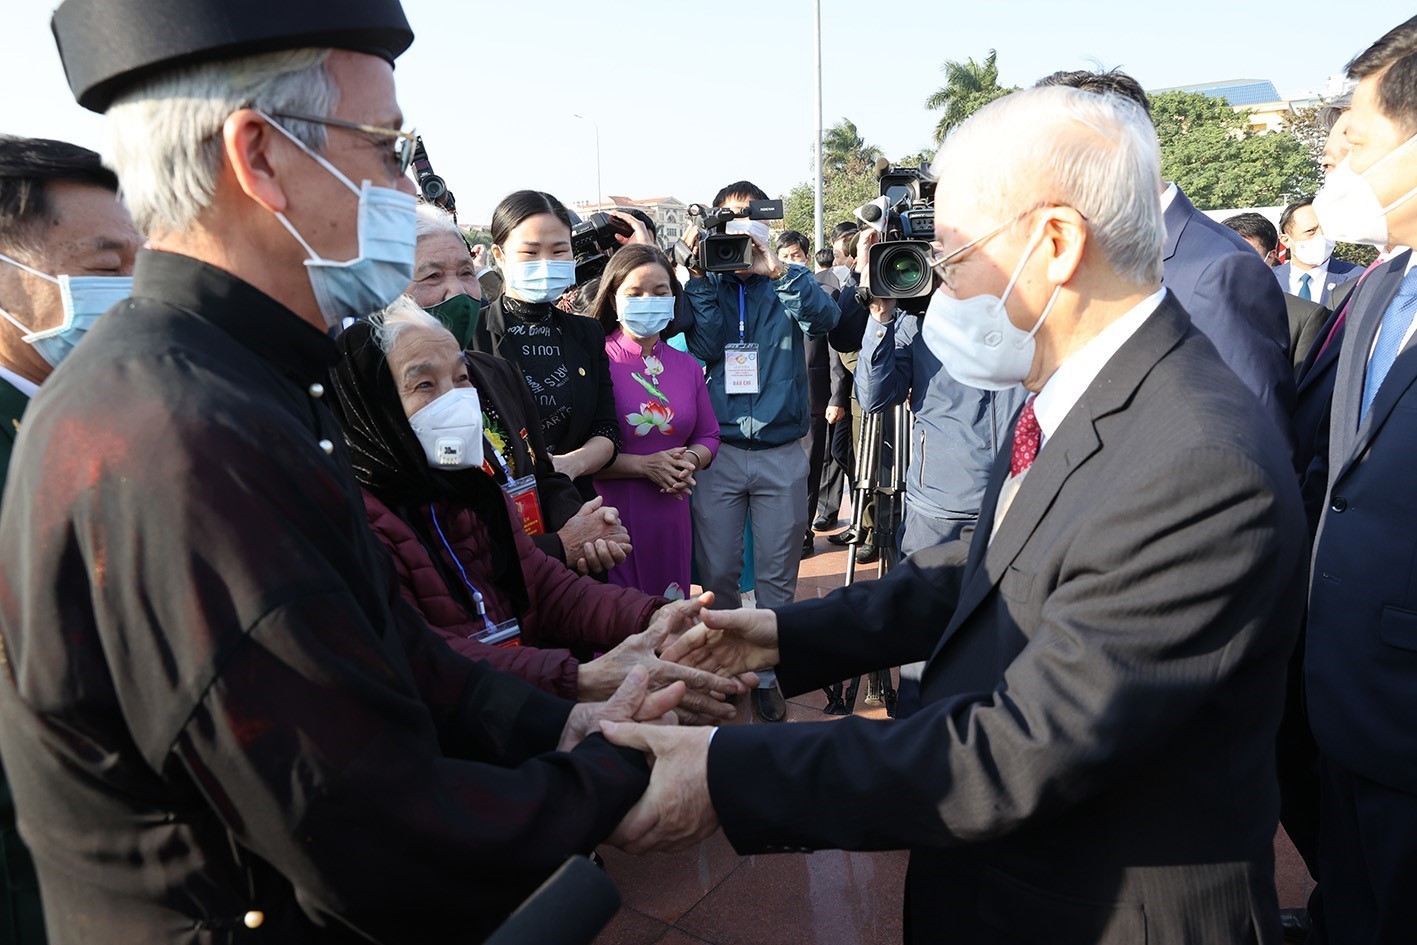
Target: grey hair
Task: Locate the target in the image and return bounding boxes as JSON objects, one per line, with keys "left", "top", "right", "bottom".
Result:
{"left": 937, "top": 85, "right": 1165, "bottom": 285}
{"left": 370, "top": 294, "right": 447, "bottom": 356}
{"left": 103, "top": 48, "right": 338, "bottom": 237}
{"left": 415, "top": 202, "right": 465, "bottom": 244}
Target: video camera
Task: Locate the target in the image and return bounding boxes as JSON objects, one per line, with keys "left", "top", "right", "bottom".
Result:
{"left": 674, "top": 199, "right": 784, "bottom": 274}
{"left": 857, "top": 160, "right": 936, "bottom": 314}
{"left": 571, "top": 212, "right": 634, "bottom": 286}
{"left": 411, "top": 136, "right": 456, "bottom": 217}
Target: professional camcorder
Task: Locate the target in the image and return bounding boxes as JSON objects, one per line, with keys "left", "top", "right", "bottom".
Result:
{"left": 571, "top": 212, "right": 634, "bottom": 286}
{"left": 856, "top": 159, "right": 936, "bottom": 314}
{"left": 412, "top": 136, "right": 456, "bottom": 217}
{"left": 674, "top": 199, "right": 785, "bottom": 274}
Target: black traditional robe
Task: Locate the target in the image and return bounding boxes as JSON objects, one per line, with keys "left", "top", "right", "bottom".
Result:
{"left": 0, "top": 250, "right": 647, "bottom": 944}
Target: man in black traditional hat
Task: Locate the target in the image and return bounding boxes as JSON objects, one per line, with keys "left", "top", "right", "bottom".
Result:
{"left": 0, "top": 3, "right": 689, "bottom": 942}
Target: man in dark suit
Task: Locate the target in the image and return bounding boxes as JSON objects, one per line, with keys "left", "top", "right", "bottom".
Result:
{"left": 1037, "top": 69, "right": 1296, "bottom": 446}
{"left": 1224, "top": 210, "right": 1332, "bottom": 369}
{"left": 602, "top": 86, "right": 1306, "bottom": 945}
{"left": 1273, "top": 198, "right": 1364, "bottom": 307}
{"left": 1304, "top": 18, "right": 1417, "bottom": 943}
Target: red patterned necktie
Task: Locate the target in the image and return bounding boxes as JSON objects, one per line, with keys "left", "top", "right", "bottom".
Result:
{"left": 1010, "top": 396, "right": 1041, "bottom": 476}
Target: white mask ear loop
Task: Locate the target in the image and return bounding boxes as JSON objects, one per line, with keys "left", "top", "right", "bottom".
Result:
{"left": 256, "top": 111, "right": 363, "bottom": 262}
{"left": 0, "top": 251, "right": 60, "bottom": 336}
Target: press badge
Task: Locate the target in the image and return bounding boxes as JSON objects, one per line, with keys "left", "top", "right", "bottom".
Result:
{"left": 724, "top": 343, "right": 760, "bottom": 394}
{"left": 502, "top": 474, "right": 545, "bottom": 536}
{"left": 473, "top": 618, "right": 521, "bottom": 647}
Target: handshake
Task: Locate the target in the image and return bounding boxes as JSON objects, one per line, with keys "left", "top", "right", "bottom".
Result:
{"left": 559, "top": 597, "right": 783, "bottom": 855}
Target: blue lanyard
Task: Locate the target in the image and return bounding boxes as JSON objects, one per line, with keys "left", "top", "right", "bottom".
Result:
{"left": 429, "top": 505, "right": 486, "bottom": 618}
{"left": 737, "top": 282, "right": 747, "bottom": 344}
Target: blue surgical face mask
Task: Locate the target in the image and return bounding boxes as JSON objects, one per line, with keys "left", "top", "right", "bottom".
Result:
{"left": 618, "top": 294, "right": 675, "bottom": 338}
{"left": 0, "top": 251, "right": 131, "bottom": 369}
{"left": 502, "top": 259, "right": 576, "bottom": 304}
{"left": 261, "top": 112, "right": 417, "bottom": 328}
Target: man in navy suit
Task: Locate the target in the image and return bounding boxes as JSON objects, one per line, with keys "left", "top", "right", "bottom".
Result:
{"left": 1305, "top": 16, "right": 1417, "bottom": 944}
{"left": 1036, "top": 69, "right": 1295, "bottom": 446}
{"left": 1273, "top": 197, "right": 1364, "bottom": 307}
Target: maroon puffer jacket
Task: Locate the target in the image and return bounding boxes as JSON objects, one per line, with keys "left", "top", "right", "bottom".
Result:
{"left": 362, "top": 488, "right": 666, "bottom": 699}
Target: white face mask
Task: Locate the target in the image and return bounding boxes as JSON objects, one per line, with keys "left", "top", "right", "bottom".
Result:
{"left": 408, "top": 386, "right": 484, "bottom": 470}
{"left": 1290, "top": 235, "right": 1335, "bottom": 268}
{"left": 1312, "top": 133, "right": 1417, "bottom": 248}
{"left": 919, "top": 228, "right": 1059, "bottom": 391}
{"left": 0, "top": 251, "right": 131, "bottom": 368}
{"left": 725, "top": 219, "right": 771, "bottom": 245}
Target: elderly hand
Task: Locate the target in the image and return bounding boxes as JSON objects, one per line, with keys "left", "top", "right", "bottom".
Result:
{"left": 600, "top": 722, "right": 718, "bottom": 853}
{"left": 557, "top": 497, "right": 633, "bottom": 574}
{"left": 579, "top": 595, "right": 752, "bottom": 725}
{"left": 559, "top": 666, "right": 681, "bottom": 753}
{"left": 825, "top": 405, "right": 847, "bottom": 425}
{"left": 661, "top": 607, "right": 781, "bottom": 680}
{"left": 608, "top": 210, "right": 654, "bottom": 247}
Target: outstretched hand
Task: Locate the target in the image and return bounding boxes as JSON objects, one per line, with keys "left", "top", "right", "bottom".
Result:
{"left": 559, "top": 666, "right": 682, "bottom": 753}
{"left": 601, "top": 721, "right": 718, "bottom": 853}
{"left": 661, "top": 606, "right": 781, "bottom": 680}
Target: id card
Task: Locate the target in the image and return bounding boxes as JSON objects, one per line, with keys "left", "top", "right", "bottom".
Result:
{"left": 724, "top": 343, "right": 760, "bottom": 395}
{"left": 502, "top": 474, "right": 545, "bottom": 536}
{"left": 473, "top": 618, "right": 521, "bottom": 647}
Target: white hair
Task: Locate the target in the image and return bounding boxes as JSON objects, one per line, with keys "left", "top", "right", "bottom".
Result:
{"left": 415, "top": 203, "right": 465, "bottom": 244}
{"left": 938, "top": 85, "right": 1165, "bottom": 285}
{"left": 370, "top": 294, "right": 447, "bottom": 356}
{"left": 103, "top": 48, "right": 338, "bottom": 237}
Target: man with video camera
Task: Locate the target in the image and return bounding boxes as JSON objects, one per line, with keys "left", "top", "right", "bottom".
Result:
{"left": 678, "top": 180, "right": 838, "bottom": 722}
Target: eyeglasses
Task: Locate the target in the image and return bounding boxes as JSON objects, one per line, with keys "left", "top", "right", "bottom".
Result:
{"left": 926, "top": 206, "right": 1046, "bottom": 292}
{"left": 268, "top": 111, "right": 418, "bottom": 175}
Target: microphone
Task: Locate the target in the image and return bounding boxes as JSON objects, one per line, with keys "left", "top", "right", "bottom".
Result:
{"left": 483, "top": 856, "right": 621, "bottom": 945}
{"left": 873, "top": 156, "right": 891, "bottom": 178}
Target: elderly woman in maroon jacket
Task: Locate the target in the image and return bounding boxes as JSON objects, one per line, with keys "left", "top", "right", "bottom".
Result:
{"left": 328, "top": 298, "right": 745, "bottom": 719}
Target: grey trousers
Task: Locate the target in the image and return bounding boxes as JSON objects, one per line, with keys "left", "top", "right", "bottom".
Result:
{"left": 692, "top": 440, "right": 809, "bottom": 613}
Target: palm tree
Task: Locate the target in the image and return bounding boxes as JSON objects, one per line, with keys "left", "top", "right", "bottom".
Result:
{"left": 820, "top": 118, "right": 882, "bottom": 175}
{"left": 925, "top": 49, "right": 1014, "bottom": 143}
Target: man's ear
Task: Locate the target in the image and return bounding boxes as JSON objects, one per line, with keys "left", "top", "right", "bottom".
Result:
{"left": 1043, "top": 207, "right": 1086, "bottom": 285}
{"left": 223, "top": 109, "right": 288, "bottom": 214}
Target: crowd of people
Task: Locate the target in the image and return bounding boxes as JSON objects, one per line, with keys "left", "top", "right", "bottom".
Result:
{"left": 0, "top": 1, "right": 1415, "bottom": 943}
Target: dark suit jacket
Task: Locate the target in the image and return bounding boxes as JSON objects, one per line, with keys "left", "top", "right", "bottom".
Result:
{"left": 708, "top": 294, "right": 1305, "bottom": 945}
{"left": 1273, "top": 259, "right": 1363, "bottom": 308}
{"left": 0, "top": 374, "right": 27, "bottom": 500}
{"left": 464, "top": 351, "right": 585, "bottom": 564}
{"left": 472, "top": 299, "right": 619, "bottom": 502}
{"left": 1285, "top": 293, "right": 1330, "bottom": 370}
{"left": 1307, "top": 252, "right": 1417, "bottom": 794}
{"left": 1163, "top": 189, "right": 1295, "bottom": 445}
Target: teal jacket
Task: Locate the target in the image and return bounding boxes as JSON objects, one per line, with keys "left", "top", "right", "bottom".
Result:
{"left": 683, "top": 265, "right": 839, "bottom": 449}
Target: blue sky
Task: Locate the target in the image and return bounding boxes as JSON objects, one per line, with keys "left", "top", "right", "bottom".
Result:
{"left": 1, "top": 1, "right": 1400, "bottom": 225}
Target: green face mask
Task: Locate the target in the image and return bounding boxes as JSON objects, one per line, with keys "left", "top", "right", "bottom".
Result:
{"left": 424, "top": 293, "right": 483, "bottom": 348}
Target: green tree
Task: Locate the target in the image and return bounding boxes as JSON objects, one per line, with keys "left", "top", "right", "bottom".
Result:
{"left": 1283, "top": 104, "right": 1329, "bottom": 172}
{"left": 1150, "top": 91, "right": 1319, "bottom": 210}
{"left": 820, "top": 118, "right": 882, "bottom": 175}
{"left": 781, "top": 157, "right": 880, "bottom": 242}
{"left": 925, "top": 49, "right": 1017, "bottom": 143}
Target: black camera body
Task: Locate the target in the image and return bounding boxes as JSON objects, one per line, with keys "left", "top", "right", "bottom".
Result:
{"left": 572, "top": 212, "right": 634, "bottom": 286}
{"left": 862, "top": 162, "right": 936, "bottom": 314}
{"left": 674, "top": 199, "right": 784, "bottom": 274}
{"left": 412, "top": 136, "right": 456, "bottom": 217}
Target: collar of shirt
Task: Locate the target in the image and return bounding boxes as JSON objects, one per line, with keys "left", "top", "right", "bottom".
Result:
{"left": 1291, "top": 259, "right": 1330, "bottom": 294}
{"left": 1032, "top": 287, "right": 1168, "bottom": 442}
{"left": 131, "top": 249, "right": 337, "bottom": 385}
{"left": 1160, "top": 183, "right": 1178, "bottom": 213}
{"left": 608, "top": 326, "right": 659, "bottom": 361}
{"left": 0, "top": 363, "right": 40, "bottom": 399}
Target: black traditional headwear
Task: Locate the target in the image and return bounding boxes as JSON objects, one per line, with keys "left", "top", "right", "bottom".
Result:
{"left": 329, "top": 320, "right": 529, "bottom": 619}
{"left": 52, "top": 0, "right": 414, "bottom": 112}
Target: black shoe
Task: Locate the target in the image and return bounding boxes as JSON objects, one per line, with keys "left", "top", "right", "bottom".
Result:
{"left": 801, "top": 534, "right": 816, "bottom": 559}
{"left": 855, "top": 542, "right": 879, "bottom": 564}
{"left": 1280, "top": 909, "right": 1310, "bottom": 943}
{"left": 812, "top": 515, "right": 837, "bottom": 531}
{"left": 826, "top": 528, "right": 857, "bottom": 546}
{"left": 752, "top": 684, "right": 787, "bottom": 723}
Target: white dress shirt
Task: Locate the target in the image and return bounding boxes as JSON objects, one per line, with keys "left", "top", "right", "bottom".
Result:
{"left": 0, "top": 363, "right": 39, "bottom": 398}
{"left": 1290, "top": 260, "right": 1330, "bottom": 299}
{"left": 991, "top": 287, "right": 1168, "bottom": 539}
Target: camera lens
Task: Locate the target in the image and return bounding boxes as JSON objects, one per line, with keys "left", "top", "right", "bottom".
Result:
{"left": 712, "top": 240, "right": 740, "bottom": 264}
{"left": 878, "top": 245, "right": 930, "bottom": 296}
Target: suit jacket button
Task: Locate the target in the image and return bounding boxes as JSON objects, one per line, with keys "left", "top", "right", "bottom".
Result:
{"left": 308, "top": 382, "right": 325, "bottom": 398}
{"left": 319, "top": 439, "right": 335, "bottom": 455}
{"left": 1330, "top": 495, "right": 1348, "bottom": 512}
{"left": 243, "top": 911, "right": 265, "bottom": 929}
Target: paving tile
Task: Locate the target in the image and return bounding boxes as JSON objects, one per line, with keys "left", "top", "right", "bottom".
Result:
{"left": 654, "top": 929, "right": 715, "bottom": 945}
{"left": 599, "top": 831, "right": 745, "bottom": 925}
{"left": 593, "top": 905, "right": 670, "bottom": 945}
{"left": 675, "top": 849, "right": 907, "bottom": 945}
{"left": 1274, "top": 825, "right": 1316, "bottom": 909}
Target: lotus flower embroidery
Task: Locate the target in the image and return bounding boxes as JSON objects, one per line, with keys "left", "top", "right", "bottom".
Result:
{"left": 628, "top": 401, "right": 674, "bottom": 436}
